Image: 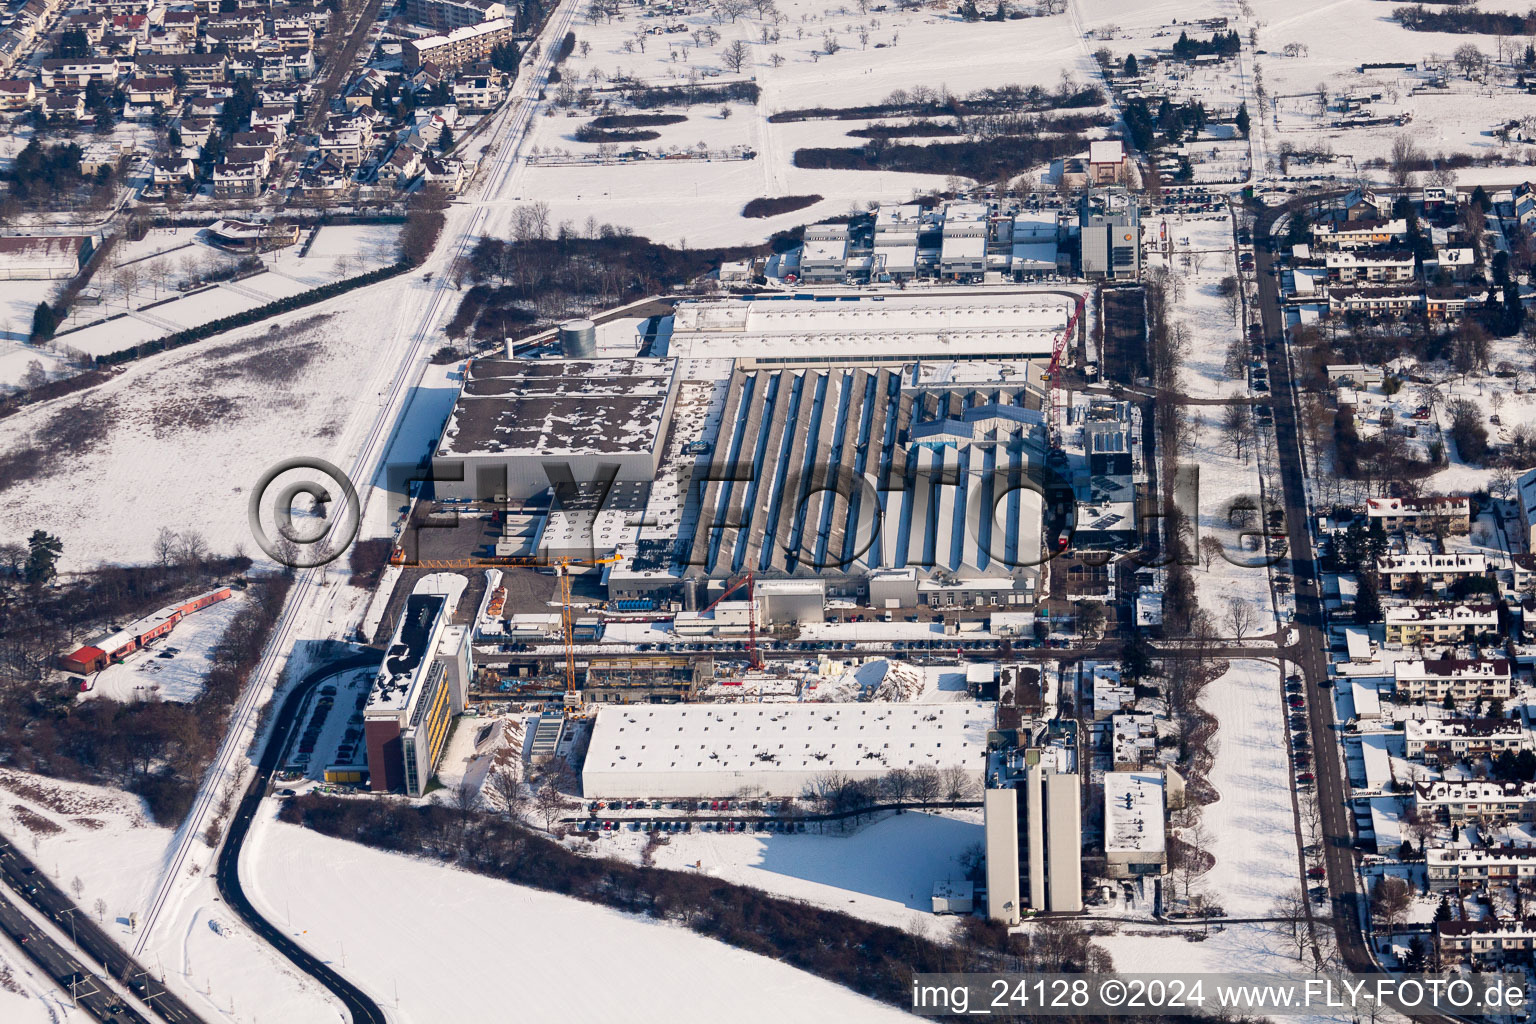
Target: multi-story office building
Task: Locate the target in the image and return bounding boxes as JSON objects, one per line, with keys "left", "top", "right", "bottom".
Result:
{"left": 984, "top": 722, "right": 1082, "bottom": 923}
{"left": 1078, "top": 190, "right": 1140, "bottom": 281}
{"left": 364, "top": 577, "right": 473, "bottom": 795}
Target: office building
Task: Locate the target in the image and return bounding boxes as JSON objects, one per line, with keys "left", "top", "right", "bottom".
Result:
{"left": 984, "top": 722, "right": 1082, "bottom": 923}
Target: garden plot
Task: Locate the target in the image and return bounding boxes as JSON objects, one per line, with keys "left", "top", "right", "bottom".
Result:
{"left": 1247, "top": 0, "right": 1536, "bottom": 172}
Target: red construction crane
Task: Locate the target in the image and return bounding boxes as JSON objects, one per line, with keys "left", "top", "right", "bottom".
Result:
{"left": 700, "top": 572, "right": 761, "bottom": 669}
{"left": 1046, "top": 294, "right": 1087, "bottom": 448}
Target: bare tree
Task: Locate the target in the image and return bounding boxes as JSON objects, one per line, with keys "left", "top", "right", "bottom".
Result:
{"left": 909, "top": 765, "right": 941, "bottom": 807}
{"left": 1199, "top": 534, "right": 1225, "bottom": 571}
{"left": 721, "top": 38, "right": 751, "bottom": 73}
{"left": 535, "top": 783, "right": 567, "bottom": 832}
{"left": 1219, "top": 403, "right": 1253, "bottom": 462}
{"left": 1372, "top": 875, "right": 1413, "bottom": 937}
{"left": 486, "top": 765, "right": 527, "bottom": 822}
{"left": 1389, "top": 134, "right": 1422, "bottom": 188}
{"left": 940, "top": 764, "right": 974, "bottom": 802}
{"left": 1224, "top": 595, "right": 1258, "bottom": 640}
{"left": 1272, "top": 888, "right": 1310, "bottom": 960}
{"left": 93, "top": 897, "right": 106, "bottom": 923}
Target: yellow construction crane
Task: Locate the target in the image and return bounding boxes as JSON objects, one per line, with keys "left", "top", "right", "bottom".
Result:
{"left": 386, "top": 548, "right": 621, "bottom": 703}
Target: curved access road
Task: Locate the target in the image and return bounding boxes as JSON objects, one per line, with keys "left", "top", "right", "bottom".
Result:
{"left": 215, "top": 653, "right": 385, "bottom": 1024}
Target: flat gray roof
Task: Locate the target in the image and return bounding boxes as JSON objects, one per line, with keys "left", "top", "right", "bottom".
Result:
{"left": 438, "top": 358, "right": 674, "bottom": 458}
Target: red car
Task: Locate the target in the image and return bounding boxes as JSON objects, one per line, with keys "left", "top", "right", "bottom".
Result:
{"left": 1296, "top": 772, "right": 1315, "bottom": 784}
{"left": 1307, "top": 866, "right": 1326, "bottom": 879}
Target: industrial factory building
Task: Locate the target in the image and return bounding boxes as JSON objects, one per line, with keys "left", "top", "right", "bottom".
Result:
{"left": 580, "top": 701, "right": 995, "bottom": 799}
{"left": 650, "top": 364, "right": 1049, "bottom": 607}
{"left": 432, "top": 357, "right": 678, "bottom": 503}
{"left": 425, "top": 290, "right": 1080, "bottom": 616}
{"left": 663, "top": 293, "right": 1072, "bottom": 363}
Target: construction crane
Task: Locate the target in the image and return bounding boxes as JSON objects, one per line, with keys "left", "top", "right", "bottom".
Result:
{"left": 556, "top": 554, "right": 621, "bottom": 703}
{"left": 1046, "top": 294, "right": 1088, "bottom": 449}
{"left": 384, "top": 547, "right": 620, "bottom": 702}
{"left": 699, "top": 572, "right": 761, "bottom": 670}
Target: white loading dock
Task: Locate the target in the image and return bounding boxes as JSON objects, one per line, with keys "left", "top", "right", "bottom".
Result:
{"left": 580, "top": 700, "right": 995, "bottom": 798}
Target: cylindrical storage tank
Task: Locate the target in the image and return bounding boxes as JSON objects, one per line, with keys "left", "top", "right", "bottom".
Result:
{"left": 558, "top": 318, "right": 597, "bottom": 358}
{"left": 683, "top": 577, "right": 700, "bottom": 612}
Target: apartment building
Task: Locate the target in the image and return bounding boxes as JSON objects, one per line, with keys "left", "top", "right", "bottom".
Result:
{"left": 1376, "top": 551, "right": 1488, "bottom": 593}
{"left": 405, "top": 0, "right": 505, "bottom": 32}
{"left": 1427, "top": 845, "right": 1536, "bottom": 891}
{"left": 1394, "top": 658, "right": 1512, "bottom": 703}
{"left": 1437, "top": 918, "right": 1536, "bottom": 964}
{"left": 1414, "top": 779, "right": 1536, "bottom": 824}
{"left": 1384, "top": 602, "right": 1498, "bottom": 646}
{"left": 1405, "top": 717, "right": 1528, "bottom": 764}
{"left": 1366, "top": 495, "right": 1472, "bottom": 535}
{"left": 403, "top": 17, "right": 519, "bottom": 73}
{"left": 1324, "top": 249, "right": 1416, "bottom": 284}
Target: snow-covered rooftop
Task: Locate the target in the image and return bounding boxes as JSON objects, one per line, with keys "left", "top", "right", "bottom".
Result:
{"left": 437, "top": 357, "right": 675, "bottom": 458}
{"left": 584, "top": 701, "right": 995, "bottom": 776}
{"left": 1104, "top": 770, "right": 1164, "bottom": 855}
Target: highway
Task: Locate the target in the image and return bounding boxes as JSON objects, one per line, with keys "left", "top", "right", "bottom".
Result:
{"left": 0, "top": 838, "right": 195, "bottom": 1023}
{"left": 216, "top": 655, "right": 384, "bottom": 1024}
{"left": 1253, "top": 192, "right": 1375, "bottom": 973}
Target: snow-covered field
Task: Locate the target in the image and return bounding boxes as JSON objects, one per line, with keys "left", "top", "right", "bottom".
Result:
{"left": 50, "top": 224, "right": 404, "bottom": 361}
{"left": 1197, "top": 659, "right": 1303, "bottom": 917}
{"left": 575, "top": 808, "right": 981, "bottom": 933}
{"left": 492, "top": 0, "right": 1102, "bottom": 246}
{"left": 1189, "top": 416, "right": 1277, "bottom": 639}
{"left": 244, "top": 815, "right": 911, "bottom": 1024}
{"left": 0, "top": 272, "right": 458, "bottom": 569}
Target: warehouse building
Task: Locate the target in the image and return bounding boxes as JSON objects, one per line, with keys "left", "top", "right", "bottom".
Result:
{"left": 432, "top": 357, "right": 678, "bottom": 502}
{"left": 58, "top": 587, "right": 233, "bottom": 676}
{"left": 364, "top": 575, "right": 473, "bottom": 796}
{"left": 662, "top": 293, "right": 1073, "bottom": 363}
{"left": 580, "top": 701, "right": 994, "bottom": 798}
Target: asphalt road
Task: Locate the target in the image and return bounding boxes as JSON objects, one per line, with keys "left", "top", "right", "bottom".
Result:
{"left": 0, "top": 837, "right": 198, "bottom": 1023}
{"left": 1253, "top": 192, "right": 1375, "bottom": 973}
{"left": 214, "top": 653, "right": 385, "bottom": 1024}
